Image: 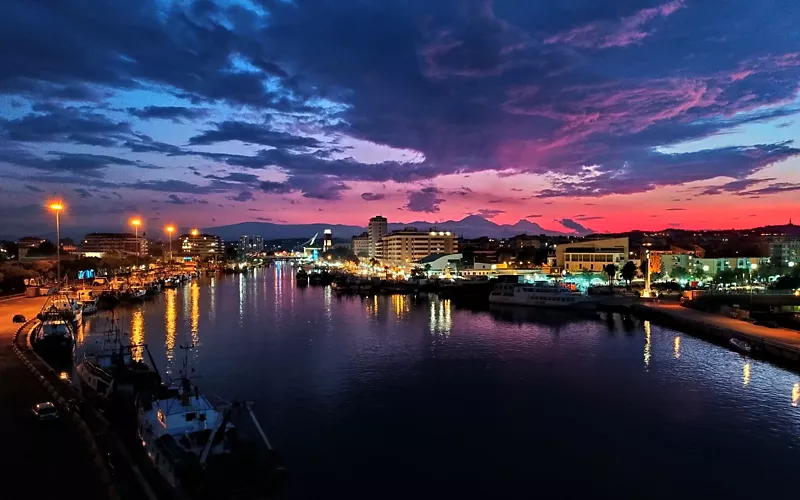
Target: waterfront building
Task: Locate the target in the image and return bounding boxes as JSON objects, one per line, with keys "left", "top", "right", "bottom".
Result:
{"left": 691, "top": 256, "right": 771, "bottom": 278}
{"left": 252, "top": 235, "right": 264, "bottom": 252}
{"left": 376, "top": 228, "right": 458, "bottom": 264}
{"left": 415, "top": 253, "right": 463, "bottom": 277}
{"left": 180, "top": 233, "right": 223, "bottom": 257}
{"left": 352, "top": 232, "right": 369, "bottom": 257}
{"left": 238, "top": 235, "right": 249, "bottom": 253}
{"left": 769, "top": 236, "right": 800, "bottom": 269}
{"left": 80, "top": 232, "right": 147, "bottom": 257}
{"left": 368, "top": 216, "right": 388, "bottom": 257}
{"left": 556, "top": 237, "right": 629, "bottom": 273}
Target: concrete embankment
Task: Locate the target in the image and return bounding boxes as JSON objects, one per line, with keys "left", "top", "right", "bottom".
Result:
{"left": 0, "top": 297, "right": 159, "bottom": 500}
{"left": 632, "top": 303, "right": 800, "bottom": 368}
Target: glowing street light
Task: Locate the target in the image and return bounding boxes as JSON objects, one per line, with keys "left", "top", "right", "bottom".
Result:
{"left": 789, "top": 261, "right": 796, "bottom": 268}
{"left": 131, "top": 218, "right": 141, "bottom": 267}
{"left": 191, "top": 229, "right": 199, "bottom": 236}
{"left": 166, "top": 225, "right": 175, "bottom": 262}
{"left": 48, "top": 201, "right": 64, "bottom": 285}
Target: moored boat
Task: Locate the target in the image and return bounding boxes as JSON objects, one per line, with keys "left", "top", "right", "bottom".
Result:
{"left": 489, "top": 282, "right": 596, "bottom": 310}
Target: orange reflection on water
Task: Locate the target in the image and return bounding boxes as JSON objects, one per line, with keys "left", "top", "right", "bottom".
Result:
{"left": 643, "top": 320, "right": 651, "bottom": 369}
{"left": 165, "top": 289, "right": 177, "bottom": 362}
{"left": 392, "top": 294, "right": 409, "bottom": 319}
{"left": 743, "top": 362, "right": 751, "bottom": 387}
{"left": 793, "top": 383, "right": 800, "bottom": 407}
{"left": 190, "top": 282, "right": 200, "bottom": 346}
{"left": 673, "top": 336, "right": 681, "bottom": 360}
{"left": 131, "top": 308, "right": 144, "bottom": 361}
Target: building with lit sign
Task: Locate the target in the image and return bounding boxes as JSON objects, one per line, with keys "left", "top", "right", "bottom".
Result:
{"left": 323, "top": 229, "right": 333, "bottom": 252}
{"left": 180, "top": 233, "right": 223, "bottom": 257}
{"left": 376, "top": 228, "right": 458, "bottom": 264}
{"left": 557, "top": 237, "right": 629, "bottom": 273}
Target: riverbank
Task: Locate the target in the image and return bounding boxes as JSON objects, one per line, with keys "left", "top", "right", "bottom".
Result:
{"left": 633, "top": 302, "right": 800, "bottom": 366}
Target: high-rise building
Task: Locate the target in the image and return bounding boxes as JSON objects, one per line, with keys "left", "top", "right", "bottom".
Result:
{"left": 323, "top": 229, "right": 332, "bottom": 252}
{"left": 376, "top": 228, "right": 458, "bottom": 263}
{"left": 239, "top": 235, "right": 249, "bottom": 253}
{"left": 252, "top": 235, "right": 264, "bottom": 252}
{"left": 368, "top": 216, "right": 388, "bottom": 257}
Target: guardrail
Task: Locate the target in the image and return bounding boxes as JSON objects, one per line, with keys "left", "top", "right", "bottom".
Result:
{"left": 0, "top": 293, "right": 25, "bottom": 302}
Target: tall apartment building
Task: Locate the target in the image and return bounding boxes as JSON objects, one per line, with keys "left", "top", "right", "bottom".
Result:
{"left": 238, "top": 235, "right": 264, "bottom": 253}
{"left": 376, "top": 228, "right": 458, "bottom": 263}
{"left": 80, "top": 232, "right": 147, "bottom": 256}
{"left": 769, "top": 236, "right": 800, "bottom": 268}
{"left": 180, "top": 233, "right": 223, "bottom": 257}
{"left": 368, "top": 216, "right": 388, "bottom": 257}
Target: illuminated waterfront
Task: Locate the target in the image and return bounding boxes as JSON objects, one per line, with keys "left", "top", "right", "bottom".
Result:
{"left": 79, "top": 264, "right": 800, "bottom": 499}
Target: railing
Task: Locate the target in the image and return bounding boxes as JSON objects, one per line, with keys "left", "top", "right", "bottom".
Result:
{"left": 0, "top": 293, "right": 25, "bottom": 302}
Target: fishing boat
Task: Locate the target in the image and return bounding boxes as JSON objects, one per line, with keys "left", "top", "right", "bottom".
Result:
{"left": 489, "top": 282, "right": 596, "bottom": 310}
{"left": 81, "top": 298, "right": 99, "bottom": 316}
{"left": 136, "top": 349, "right": 286, "bottom": 498}
{"left": 76, "top": 314, "right": 161, "bottom": 402}
{"left": 32, "top": 295, "right": 76, "bottom": 361}
{"left": 296, "top": 269, "right": 308, "bottom": 285}
{"left": 729, "top": 337, "right": 752, "bottom": 354}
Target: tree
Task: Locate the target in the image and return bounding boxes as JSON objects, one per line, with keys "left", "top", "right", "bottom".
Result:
{"left": 224, "top": 244, "right": 238, "bottom": 261}
{"left": 715, "top": 269, "right": 737, "bottom": 285}
{"left": 621, "top": 261, "right": 638, "bottom": 286}
{"left": 424, "top": 263, "right": 432, "bottom": 276}
{"left": 670, "top": 266, "right": 690, "bottom": 281}
{"left": 639, "top": 259, "right": 649, "bottom": 278}
{"left": 369, "top": 258, "right": 380, "bottom": 269}
{"left": 580, "top": 270, "right": 594, "bottom": 283}
{"left": 603, "top": 263, "right": 618, "bottom": 292}
{"left": 36, "top": 240, "right": 57, "bottom": 255}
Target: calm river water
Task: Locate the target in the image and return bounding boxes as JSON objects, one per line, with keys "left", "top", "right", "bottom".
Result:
{"left": 77, "top": 264, "right": 800, "bottom": 499}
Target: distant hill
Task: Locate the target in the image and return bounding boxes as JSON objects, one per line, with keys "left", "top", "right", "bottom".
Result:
{"left": 204, "top": 216, "right": 576, "bottom": 241}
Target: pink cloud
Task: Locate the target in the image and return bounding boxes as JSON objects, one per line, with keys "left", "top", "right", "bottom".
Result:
{"left": 544, "top": 0, "right": 685, "bottom": 49}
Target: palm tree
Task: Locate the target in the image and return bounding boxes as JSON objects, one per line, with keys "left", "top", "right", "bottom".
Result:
{"left": 603, "top": 263, "right": 618, "bottom": 292}
{"left": 621, "top": 261, "right": 638, "bottom": 287}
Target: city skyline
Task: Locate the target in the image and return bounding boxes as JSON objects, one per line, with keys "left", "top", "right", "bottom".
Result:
{"left": 2, "top": 0, "right": 800, "bottom": 237}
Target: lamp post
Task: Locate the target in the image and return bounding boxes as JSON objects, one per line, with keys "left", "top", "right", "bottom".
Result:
{"left": 166, "top": 225, "right": 175, "bottom": 264}
{"left": 131, "top": 218, "right": 141, "bottom": 268}
{"left": 750, "top": 263, "right": 758, "bottom": 300}
{"left": 48, "top": 201, "right": 64, "bottom": 285}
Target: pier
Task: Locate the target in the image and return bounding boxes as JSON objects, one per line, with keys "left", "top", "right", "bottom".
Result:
{"left": 633, "top": 302, "right": 800, "bottom": 366}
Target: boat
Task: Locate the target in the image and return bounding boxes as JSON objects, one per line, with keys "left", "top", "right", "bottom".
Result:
{"left": 32, "top": 295, "right": 76, "bottom": 360}
{"left": 296, "top": 269, "right": 308, "bottom": 285}
{"left": 81, "top": 299, "right": 99, "bottom": 316}
{"left": 77, "top": 315, "right": 161, "bottom": 402}
{"left": 136, "top": 352, "right": 285, "bottom": 498}
{"left": 729, "top": 337, "right": 752, "bottom": 354}
{"left": 488, "top": 282, "right": 596, "bottom": 310}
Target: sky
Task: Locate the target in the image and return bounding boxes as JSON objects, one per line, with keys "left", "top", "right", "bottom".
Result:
{"left": 1, "top": 0, "right": 800, "bottom": 238}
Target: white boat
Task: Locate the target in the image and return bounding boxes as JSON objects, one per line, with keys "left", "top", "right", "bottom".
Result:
{"left": 81, "top": 299, "right": 99, "bottom": 316}
{"left": 489, "top": 283, "right": 596, "bottom": 309}
{"left": 729, "top": 337, "right": 752, "bottom": 354}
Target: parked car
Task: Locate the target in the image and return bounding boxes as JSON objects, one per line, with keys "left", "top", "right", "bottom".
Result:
{"left": 12, "top": 314, "right": 26, "bottom": 323}
{"left": 32, "top": 402, "right": 59, "bottom": 421}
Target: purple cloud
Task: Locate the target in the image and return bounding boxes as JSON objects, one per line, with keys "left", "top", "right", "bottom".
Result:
{"left": 405, "top": 187, "right": 445, "bottom": 213}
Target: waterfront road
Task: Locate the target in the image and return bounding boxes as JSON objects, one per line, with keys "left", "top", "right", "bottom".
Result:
{"left": 646, "top": 303, "right": 800, "bottom": 348}
{"left": 0, "top": 297, "right": 108, "bottom": 500}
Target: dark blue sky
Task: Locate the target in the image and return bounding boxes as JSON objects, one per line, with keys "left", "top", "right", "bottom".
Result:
{"left": 1, "top": 0, "right": 799, "bottom": 236}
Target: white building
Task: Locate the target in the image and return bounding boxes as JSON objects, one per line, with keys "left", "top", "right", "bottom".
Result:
{"left": 377, "top": 228, "right": 458, "bottom": 264}
{"left": 352, "top": 232, "right": 369, "bottom": 257}
{"left": 556, "top": 237, "right": 629, "bottom": 273}
{"left": 691, "top": 256, "right": 771, "bottom": 278}
{"left": 368, "top": 216, "right": 388, "bottom": 257}
{"left": 416, "top": 253, "right": 463, "bottom": 276}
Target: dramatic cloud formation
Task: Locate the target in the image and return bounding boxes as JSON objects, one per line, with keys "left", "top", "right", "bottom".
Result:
{"left": 0, "top": 0, "right": 799, "bottom": 235}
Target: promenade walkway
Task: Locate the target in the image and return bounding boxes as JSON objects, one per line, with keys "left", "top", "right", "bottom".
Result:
{"left": 644, "top": 303, "right": 800, "bottom": 348}
{"left": 0, "top": 297, "right": 108, "bottom": 500}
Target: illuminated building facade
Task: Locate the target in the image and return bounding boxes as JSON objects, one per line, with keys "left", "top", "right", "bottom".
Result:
{"left": 376, "top": 228, "right": 458, "bottom": 263}
{"left": 352, "top": 232, "right": 369, "bottom": 257}
{"left": 557, "top": 237, "right": 629, "bottom": 273}
{"left": 80, "top": 232, "right": 147, "bottom": 256}
{"left": 180, "top": 233, "right": 223, "bottom": 257}
{"left": 368, "top": 216, "right": 388, "bottom": 257}
{"left": 323, "top": 229, "right": 333, "bottom": 252}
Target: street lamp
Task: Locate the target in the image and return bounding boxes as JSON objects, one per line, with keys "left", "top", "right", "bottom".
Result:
{"left": 131, "top": 218, "right": 141, "bottom": 268}
{"left": 750, "top": 263, "right": 758, "bottom": 299}
{"left": 48, "top": 201, "right": 64, "bottom": 285}
{"left": 166, "top": 225, "right": 175, "bottom": 263}
{"left": 789, "top": 261, "right": 796, "bottom": 268}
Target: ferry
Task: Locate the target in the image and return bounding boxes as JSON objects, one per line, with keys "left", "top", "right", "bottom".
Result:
{"left": 489, "top": 283, "right": 596, "bottom": 310}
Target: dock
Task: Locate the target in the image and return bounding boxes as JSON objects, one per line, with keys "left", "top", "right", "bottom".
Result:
{"left": 632, "top": 302, "right": 800, "bottom": 366}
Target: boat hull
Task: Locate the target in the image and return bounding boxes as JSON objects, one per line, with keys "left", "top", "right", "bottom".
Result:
{"left": 488, "top": 295, "right": 597, "bottom": 310}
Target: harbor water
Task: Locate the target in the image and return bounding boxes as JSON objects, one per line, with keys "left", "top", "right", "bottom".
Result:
{"left": 76, "top": 265, "right": 800, "bottom": 499}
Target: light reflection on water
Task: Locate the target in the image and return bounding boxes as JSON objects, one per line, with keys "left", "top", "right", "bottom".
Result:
{"left": 93, "top": 268, "right": 800, "bottom": 499}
